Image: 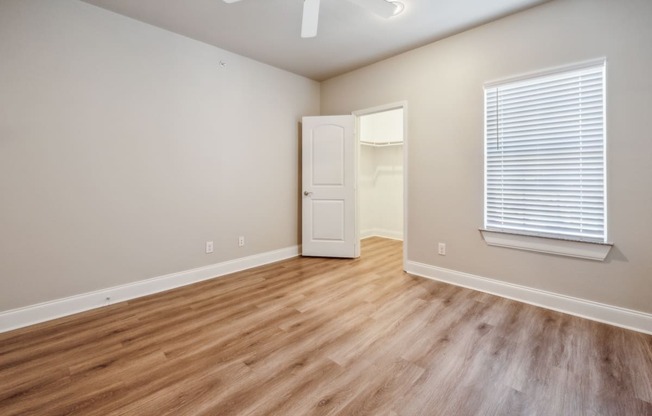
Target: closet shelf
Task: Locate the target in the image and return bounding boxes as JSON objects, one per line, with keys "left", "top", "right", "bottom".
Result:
{"left": 360, "top": 141, "right": 403, "bottom": 147}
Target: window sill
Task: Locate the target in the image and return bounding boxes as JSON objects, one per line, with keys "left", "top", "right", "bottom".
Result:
{"left": 479, "top": 229, "right": 613, "bottom": 261}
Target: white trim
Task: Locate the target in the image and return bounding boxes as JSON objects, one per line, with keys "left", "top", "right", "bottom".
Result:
{"left": 402, "top": 103, "right": 408, "bottom": 271}
{"left": 352, "top": 101, "right": 407, "bottom": 118}
{"left": 353, "top": 100, "right": 409, "bottom": 271}
{"left": 360, "top": 141, "right": 403, "bottom": 147}
{"left": 480, "top": 229, "right": 612, "bottom": 261}
{"left": 0, "top": 246, "right": 300, "bottom": 334}
{"left": 361, "top": 228, "right": 403, "bottom": 241}
{"left": 405, "top": 261, "right": 652, "bottom": 335}
{"left": 484, "top": 57, "right": 607, "bottom": 88}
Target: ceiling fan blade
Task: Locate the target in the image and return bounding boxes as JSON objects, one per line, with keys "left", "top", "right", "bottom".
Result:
{"left": 345, "top": 0, "right": 398, "bottom": 19}
{"left": 301, "top": 0, "right": 320, "bottom": 38}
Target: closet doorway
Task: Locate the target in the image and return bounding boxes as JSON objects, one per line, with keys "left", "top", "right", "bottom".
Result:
{"left": 354, "top": 102, "right": 407, "bottom": 267}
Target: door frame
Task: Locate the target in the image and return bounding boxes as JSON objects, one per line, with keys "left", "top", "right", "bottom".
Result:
{"left": 352, "top": 101, "right": 408, "bottom": 270}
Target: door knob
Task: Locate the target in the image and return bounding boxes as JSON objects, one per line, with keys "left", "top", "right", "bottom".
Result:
{"left": 304, "top": 191, "right": 313, "bottom": 196}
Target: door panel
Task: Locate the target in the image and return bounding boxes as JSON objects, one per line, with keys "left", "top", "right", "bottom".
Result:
{"left": 312, "top": 127, "right": 345, "bottom": 185}
{"left": 312, "top": 200, "right": 345, "bottom": 241}
{"left": 302, "top": 115, "right": 357, "bottom": 258}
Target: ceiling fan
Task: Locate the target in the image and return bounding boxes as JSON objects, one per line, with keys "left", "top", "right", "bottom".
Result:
{"left": 222, "top": 0, "right": 405, "bottom": 38}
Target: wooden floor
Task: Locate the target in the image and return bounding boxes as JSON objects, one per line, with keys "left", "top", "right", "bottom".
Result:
{"left": 1, "top": 238, "right": 651, "bottom": 416}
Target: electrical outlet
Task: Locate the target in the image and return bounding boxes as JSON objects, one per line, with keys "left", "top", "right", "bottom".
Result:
{"left": 238, "top": 236, "right": 245, "bottom": 247}
{"left": 438, "top": 242, "right": 446, "bottom": 256}
{"left": 206, "top": 241, "right": 214, "bottom": 254}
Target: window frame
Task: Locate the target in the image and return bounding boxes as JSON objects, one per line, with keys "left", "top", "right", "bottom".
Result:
{"left": 480, "top": 59, "right": 612, "bottom": 260}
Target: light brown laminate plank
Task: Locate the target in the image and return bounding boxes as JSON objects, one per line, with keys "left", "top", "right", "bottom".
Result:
{"left": 0, "top": 237, "right": 650, "bottom": 416}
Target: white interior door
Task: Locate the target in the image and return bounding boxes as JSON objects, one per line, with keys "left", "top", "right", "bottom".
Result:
{"left": 302, "top": 115, "right": 358, "bottom": 258}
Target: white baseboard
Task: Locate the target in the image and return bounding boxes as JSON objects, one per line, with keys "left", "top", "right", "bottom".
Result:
{"left": 0, "top": 246, "right": 300, "bottom": 334}
{"left": 405, "top": 261, "right": 652, "bottom": 335}
{"left": 361, "top": 228, "right": 403, "bottom": 241}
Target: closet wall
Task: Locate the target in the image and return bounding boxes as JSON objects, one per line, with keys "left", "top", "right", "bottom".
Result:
{"left": 359, "top": 109, "right": 404, "bottom": 240}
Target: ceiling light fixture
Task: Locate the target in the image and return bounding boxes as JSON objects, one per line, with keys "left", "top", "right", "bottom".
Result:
{"left": 389, "top": 1, "right": 405, "bottom": 16}
{"left": 347, "top": 0, "right": 400, "bottom": 19}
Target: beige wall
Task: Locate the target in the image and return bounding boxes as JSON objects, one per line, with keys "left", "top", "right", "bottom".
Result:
{"left": 322, "top": 0, "right": 652, "bottom": 313}
{"left": 0, "top": 0, "right": 319, "bottom": 311}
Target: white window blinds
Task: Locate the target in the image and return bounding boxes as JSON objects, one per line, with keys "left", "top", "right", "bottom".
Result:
{"left": 484, "top": 61, "right": 606, "bottom": 243}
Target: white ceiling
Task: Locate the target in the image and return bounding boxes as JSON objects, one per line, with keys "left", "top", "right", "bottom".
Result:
{"left": 81, "top": 0, "right": 550, "bottom": 81}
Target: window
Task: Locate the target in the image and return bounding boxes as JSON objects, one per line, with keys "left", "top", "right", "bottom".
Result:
{"left": 484, "top": 61, "right": 607, "bottom": 246}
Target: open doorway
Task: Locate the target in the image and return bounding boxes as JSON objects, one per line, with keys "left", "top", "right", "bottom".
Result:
{"left": 354, "top": 102, "right": 407, "bottom": 267}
